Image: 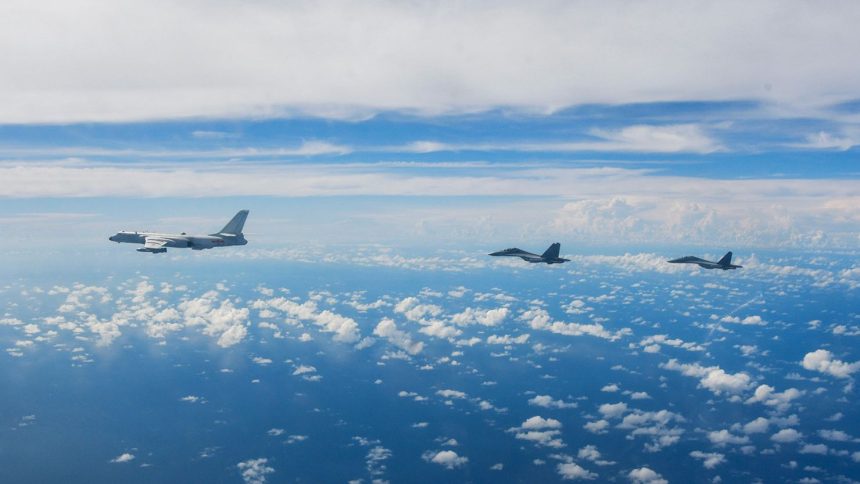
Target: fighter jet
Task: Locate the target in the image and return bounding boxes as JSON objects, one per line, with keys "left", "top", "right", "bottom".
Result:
{"left": 667, "top": 251, "right": 742, "bottom": 270}
{"left": 109, "top": 210, "right": 249, "bottom": 254}
{"left": 489, "top": 242, "right": 569, "bottom": 264}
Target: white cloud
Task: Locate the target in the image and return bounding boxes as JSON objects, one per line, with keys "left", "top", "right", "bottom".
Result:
{"left": 452, "top": 307, "right": 509, "bottom": 326}
{"left": 237, "top": 458, "right": 275, "bottom": 484}
{"left": 661, "top": 359, "right": 752, "bottom": 395}
{"left": 419, "top": 320, "right": 462, "bottom": 340}
{"left": 180, "top": 291, "right": 249, "bottom": 348}
{"left": 292, "top": 365, "right": 316, "bottom": 377}
{"left": 720, "top": 315, "right": 765, "bottom": 326}
{"left": 509, "top": 416, "right": 565, "bottom": 448}
{"left": 255, "top": 297, "right": 360, "bottom": 343}
{"left": 110, "top": 453, "right": 135, "bottom": 463}
{"left": 689, "top": 451, "right": 726, "bottom": 469}
{"left": 521, "top": 307, "right": 629, "bottom": 341}
{"left": 436, "top": 389, "right": 467, "bottom": 399}
{"left": 528, "top": 395, "right": 577, "bottom": 409}
{"left": 4, "top": 163, "right": 858, "bottom": 249}
{"left": 487, "top": 333, "right": 530, "bottom": 345}
{"left": 628, "top": 467, "right": 668, "bottom": 484}
{"left": 422, "top": 450, "right": 468, "bottom": 470}
{"left": 3, "top": 1, "right": 860, "bottom": 123}
{"left": 584, "top": 420, "right": 610, "bottom": 434}
{"left": 598, "top": 402, "right": 628, "bottom": 419}
{"left": 373, "top": 318, "right": 423, "bottom": 355}
{"left": 365, "top": 445, "right": 392, "bottom": 478}
{"left": 707, "top": 430, "right": 750, "bottom": 447}
{"left": 394, "top": 297, "right": 442, "bottom": 322}
{"left": 638, "top": 334, "right": 705, "bottom": 353}
{"left": 402, "top": 124, "right": 721, "bottom": 154}
{"left": 770, "top": 428, "right": 802, "bottom": 444}
{"left": 799, "top": 444, "right": 828, "bottom": 455}
{"left": 818, "top": 429, "right": 859, "bottom": 442}
{"left": 556, "top": 462, "right": 597, "bottom": 480}
{"left": 742, "top": 417, "right": 769, "bottom": 434}
{"left": 745, "top": 384, "right": 804, "bottom": 411}
{"left": 801, "top": 349, "right": 860, "bottom": 378}
{"left": 313, "top": 310, "right": 360, "bottom": 343}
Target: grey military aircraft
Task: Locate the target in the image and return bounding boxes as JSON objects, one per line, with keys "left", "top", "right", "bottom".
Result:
{"left": 109, "top": 210, "right": 249, "bottom": 253}
{"left": 489, "top": 242, "right": 569, "bottom": 264}
{"left": 667, "top": 251, "right": 742, "bottom": 270}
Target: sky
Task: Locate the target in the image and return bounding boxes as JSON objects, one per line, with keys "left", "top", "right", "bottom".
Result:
{"left": 0, "top": 0, "right": 858, "bottom": 254}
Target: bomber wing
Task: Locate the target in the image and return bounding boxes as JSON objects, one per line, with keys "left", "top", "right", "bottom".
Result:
{"left": 138, "top": 237, "right": 171, "bottom": 253}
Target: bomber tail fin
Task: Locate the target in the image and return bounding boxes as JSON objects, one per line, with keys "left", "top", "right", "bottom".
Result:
{"left": 717, "top": 251, "right": 733, "bottom": 266}
{"left": 216, "top": 210, "right": 249, "bottom": 235}
{"left": 541, "top": 242, "right": 561, "bottom": 260}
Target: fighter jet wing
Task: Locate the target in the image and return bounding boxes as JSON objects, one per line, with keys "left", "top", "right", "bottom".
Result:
{"left": 143, "top": 237, "right": 170, "bottom": 250}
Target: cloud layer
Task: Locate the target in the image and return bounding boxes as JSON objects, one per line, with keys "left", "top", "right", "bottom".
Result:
{"left": 2, "top": 0, "right": 860, "bottom": 122}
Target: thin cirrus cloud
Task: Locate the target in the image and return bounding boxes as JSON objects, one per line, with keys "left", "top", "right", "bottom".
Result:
{"left": 397, "top": 125, "right": 722, "bottom": 154}
{"left": 0, "top": 124, "right": 721, "bottom": 159}
{"left": 1, "top": 1, "right": 859, "bottom": 123}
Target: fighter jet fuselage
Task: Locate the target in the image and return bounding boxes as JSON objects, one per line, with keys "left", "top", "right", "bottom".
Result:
{"left": 667, "top": 251, "right": 742, "bottom": 270}
{"left": 489, "top": 243, "right": 569, "bottom": 264}
{"left": 109, "top": 210, "right": 249, "bottom": 254}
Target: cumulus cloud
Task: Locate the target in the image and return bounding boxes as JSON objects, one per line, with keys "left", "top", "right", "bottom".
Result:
{"left": 529, "top": 395, "right": 577, "bottom": 409}
{"left": 394, "top": 297, "right": 442, "bottom": 322}
{"left": 720, "top": 315, "right": 765, "bottom": 326}
{"left": 707, "top": 430, "right": 750, "bottom": 447}
{"left": 436, "top": 389, "right": 467, "bottom": 400}
{"left": 373, "top": 318, "right": 423, "bottom": 355}
{"left": 508, "top": 416, "right": 565, "bottom": 448}
{"left": 742, "top": 417, "right": 770, "bottom": 434}
{"left": 556, "top": 462, "right": 597, "bottom": 480}
{"left": 180, "top": 291, "right": 249, "bottom": 347}
{"left": 598, "top": 402, "right": 629, "bottom": 419}
{"left": 237, "top": 458, "right": 275, "bottom": 484}
{"left": 422, "top": 450, "right": 468, "bottom": 470}
{"left": 487, "top": 333, "right": 530, "bottom": 345}
{"left": 520, "top": 307, "right": 629, "bottom": 341}
{"left": 109, "top": 453, "right": 135, "bottom": 463}
{"left": 628, "top": 467, "right": 668, "bottom": 484}
{"left": 770, "top": 428, "right": 802, "bottom": 444}
{"left": 801, "top": 349, "right": 860, "bottom": 378}
{"left": 689, "top": 451, "right": 726, "bottom": 469}
{"left": 452, "top": 307, "right": 509, "bottom": 326}
{"left": 661, "top": 359, "right": 752, "bottom": 395}
{"left": 254, "top": 297, "right": 360, "bottom": 343}
{"left": 638, "top": 334, "right": 705, "bottom": 353}
{"left": 799, "top": 443, "right": 828, "bottom": 455}
{"left": 584, "top": 420, "right": 610, "bottom": 434}
{"left": 745, "top": 384, "right": 804, "bottom": 411}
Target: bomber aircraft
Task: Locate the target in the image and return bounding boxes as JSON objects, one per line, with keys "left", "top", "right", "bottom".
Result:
{"left": 109, "top": 210, "right": 249, "bottom": 254}
{"left": 489, "top": 242, "right": 569, "bottom": 264}
{"left": 667, "top": 251, "right": 742, "bottom": 270}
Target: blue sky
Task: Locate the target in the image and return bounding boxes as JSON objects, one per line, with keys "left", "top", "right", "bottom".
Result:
{"left": 2, "top": 102, "right": 859, "bottom": 253}
{"left": 0, "top": 1, "right": 858, "bottom": 252}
